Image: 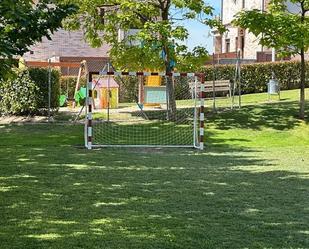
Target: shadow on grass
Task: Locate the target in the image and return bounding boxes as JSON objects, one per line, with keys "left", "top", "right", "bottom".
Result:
{"left": 0, "top": 96, "right": 308, "bottom": 248}
{"left": 208, "top": 100, "right": 309, "bottom": 131}
{"left": 0, "top": 123, "right": 308, "bottom": 248}
{"left": 92, "top": 120, "right": 197, "bottom": 146}
{"left": 91, "top": 100, "right": 309, "bottom": 146}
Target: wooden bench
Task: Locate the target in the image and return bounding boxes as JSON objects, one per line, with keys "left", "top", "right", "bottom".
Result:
{"left": 190, "top": 80, "right": 232, "bottom": 97}
{"left": 204, "top": 80, "right": 231, "bottom": 96}
{"left": 189, "top": 79, "right": 232, "bottom": 110}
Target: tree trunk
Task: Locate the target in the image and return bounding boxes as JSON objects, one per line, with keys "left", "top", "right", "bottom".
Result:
{"left": 299, "top": 48, "right": 306, "bottom": 119}
{"left": 299, "top": 2, "right": 306, "bottom": 120}
{"left": 161, "top": 0, "right": 176, "bottom": 121}
{"left": 166, "top": 67, "right": 177, "bottom": 121}
{"left": 164, "top": 42, "right": 177, "bottom": 121}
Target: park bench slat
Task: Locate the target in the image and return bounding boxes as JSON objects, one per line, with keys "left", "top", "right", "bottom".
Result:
{"left": 192, "top": 87, "right": 231, "bottom": 92}
{"left": 202, "top": 80, "right": 231, "bottom": 93}
{"left": 190, "top": 80, "right": 231, "bottom": 95}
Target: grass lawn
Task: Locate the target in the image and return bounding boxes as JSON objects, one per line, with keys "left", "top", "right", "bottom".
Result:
{"left": 0, "top": 89, "right": 309, "bottom": 249}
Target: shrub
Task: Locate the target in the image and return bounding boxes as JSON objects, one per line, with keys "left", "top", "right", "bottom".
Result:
{"left": 202, "top": 61, "right": 309, "bottom": 94}
{"left": 28, "top": 68, "right": 61, "bottom": 110}
{"left": 0, "top": 69, "right": 39, "bottom": 115}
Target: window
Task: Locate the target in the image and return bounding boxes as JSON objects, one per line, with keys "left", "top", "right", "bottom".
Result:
{"left": 225, "top": 39, "right": 230, "bottom": 53}
{"left": 240, "top": 36, "right": 245, "bottom": 58}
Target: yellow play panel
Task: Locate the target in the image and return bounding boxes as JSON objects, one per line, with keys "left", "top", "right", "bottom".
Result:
{"left": 101, "top": 88, "right": 119, "bottom": 109}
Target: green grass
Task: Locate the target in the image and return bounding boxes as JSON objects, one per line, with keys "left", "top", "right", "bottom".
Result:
{"left": 93, "top": 121, "right": 194, "bottom": 145}
{"left": 0, "top": 89, "right": 309, "bottom": 249}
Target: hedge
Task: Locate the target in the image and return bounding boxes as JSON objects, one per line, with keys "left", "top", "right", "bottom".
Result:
{"left": 109, "top": 61, "right": 309, "bottom": 103}
{"left": 29, "top": 68, "right": 60, "bottom": 110}
{"left": 3, "top": 61, "right": 305, "bottom": 115}
{"left": 0, "top": 69, "right": 39, "bottom": 115}
{"left": 0, "top": 68, "right": 60, "bottom": 115}
{"left": 202, "top": 61, "right": 309, "bottom": 94}
{"left": 116, "top": 61, "right": 309, "bottom": 103}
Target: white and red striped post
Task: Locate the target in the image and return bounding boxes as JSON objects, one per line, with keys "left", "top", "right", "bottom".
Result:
{"left": 86, "top": 74, "right": 93, "bottom": 150}
{"left": 100, "top": 71, "right": 197, "bottom": 78}
{"left": 199, "top": 74, "right": 206, "bottom": 150}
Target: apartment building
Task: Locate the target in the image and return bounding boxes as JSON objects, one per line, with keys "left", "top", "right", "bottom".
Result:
{"left": 213, "top": 0, "right": 303, "bottom": 63}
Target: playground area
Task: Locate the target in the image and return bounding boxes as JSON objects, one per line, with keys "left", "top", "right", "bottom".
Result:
{"left": 8, "top": 59, "right": 287, "bottom": 150}
{"left": 0, "top": 88, "right": 308, "bottom": 249}
{"left": 2, "top": 1, "right": 309, "bottom": 248}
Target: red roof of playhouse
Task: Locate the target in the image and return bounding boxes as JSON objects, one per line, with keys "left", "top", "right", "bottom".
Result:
{"left": 93, "top": 78, "right": 119, "bottom": 88}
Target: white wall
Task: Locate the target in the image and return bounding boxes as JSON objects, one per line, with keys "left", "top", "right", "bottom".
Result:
{"left": 221, "top": 0, "right": 265, "bottom": 59}
{"left": 244, "top": 32, "right": 263, "bottom": 59}
{"left": 222, "top": 27, "right": 238, "bottom": 53}
{"left": 222, "top": 0, "right": 264, "bottom": 25}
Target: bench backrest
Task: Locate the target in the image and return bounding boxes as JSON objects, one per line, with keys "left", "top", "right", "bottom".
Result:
{"left": 204, "top": 80, "right": 231, "bottom": 93}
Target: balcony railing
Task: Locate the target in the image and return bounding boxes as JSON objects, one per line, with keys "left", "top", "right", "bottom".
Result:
{"left": 213, "top": 52, "right": 238, "bottom": 59}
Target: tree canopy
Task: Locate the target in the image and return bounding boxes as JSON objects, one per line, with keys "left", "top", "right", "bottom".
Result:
{"left": 64, "top": 0, "right": 225, "bottom": 72}
{"left": 0, "top": 0, "right": 77, "bottom": 79}
{"left": 233, "top": 0, "right": 309, "bottom": 119}
{"left": 62, "top": 0, "right": 225, "bottom": 121}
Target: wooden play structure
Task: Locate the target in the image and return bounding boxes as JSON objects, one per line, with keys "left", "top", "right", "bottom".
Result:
{"left": 92, "top": 77, "right": 119, "bottom": 109}
{"left": 21, "top": 58, "right": 83, "bottom": 120}
{"left": 139, "top": 74, "right": 167, "bottom": 106}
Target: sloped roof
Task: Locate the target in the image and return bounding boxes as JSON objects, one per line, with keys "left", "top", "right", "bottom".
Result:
{"left": 93, "top": 77, "right": 119, "bottom": 88}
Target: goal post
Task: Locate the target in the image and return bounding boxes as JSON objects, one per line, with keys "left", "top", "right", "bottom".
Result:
{"left": 85, "top": 71, "right": 206, "bottom": 150}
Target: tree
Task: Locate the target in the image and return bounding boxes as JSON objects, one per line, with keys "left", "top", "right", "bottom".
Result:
{"left": 233, "top": 0, "right": 309, "bottom": 119}
{"left": 64, "top": 0, "right": 224, "bottom": 120}
{"left": 0, "top": 0, "right": 77, "bottom": 79}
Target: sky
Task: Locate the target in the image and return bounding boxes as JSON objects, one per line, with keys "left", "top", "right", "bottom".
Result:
{"left": 182, "top": 0, "right": 221, "bottom": 53}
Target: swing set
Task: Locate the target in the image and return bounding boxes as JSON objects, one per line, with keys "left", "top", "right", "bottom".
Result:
{"left": 25, "top": 59, "right": 87, "bottom": 120}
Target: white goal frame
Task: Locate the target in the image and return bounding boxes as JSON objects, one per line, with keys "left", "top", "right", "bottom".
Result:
{"left": 84, "top": 71, "right": 206, "bottom": 150}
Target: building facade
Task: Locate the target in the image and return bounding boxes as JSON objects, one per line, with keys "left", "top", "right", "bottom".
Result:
{"left": 214, "top": 0, "right": 303, "bottom": 63}
{"left": 23, "top": 29, "right": 110, "bottom": 74}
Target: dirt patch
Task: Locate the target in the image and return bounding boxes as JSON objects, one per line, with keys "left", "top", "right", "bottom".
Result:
{"left": 0, "top": 107, "right": 83, "bottom": 125}
{"left": 0, "top": 115, "right": 49, "bottom": 124}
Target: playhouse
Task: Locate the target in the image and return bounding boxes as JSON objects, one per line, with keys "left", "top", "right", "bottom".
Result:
{"left": 139, "top": 75, "right": 167, "bottom": 106}
{"left": 92, "top": 77, "right": 119, "bottom": 109}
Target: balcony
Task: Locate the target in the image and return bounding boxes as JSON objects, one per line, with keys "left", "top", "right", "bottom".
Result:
{"left": 213, "top": 52, "right": 238, "bottom": 60}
